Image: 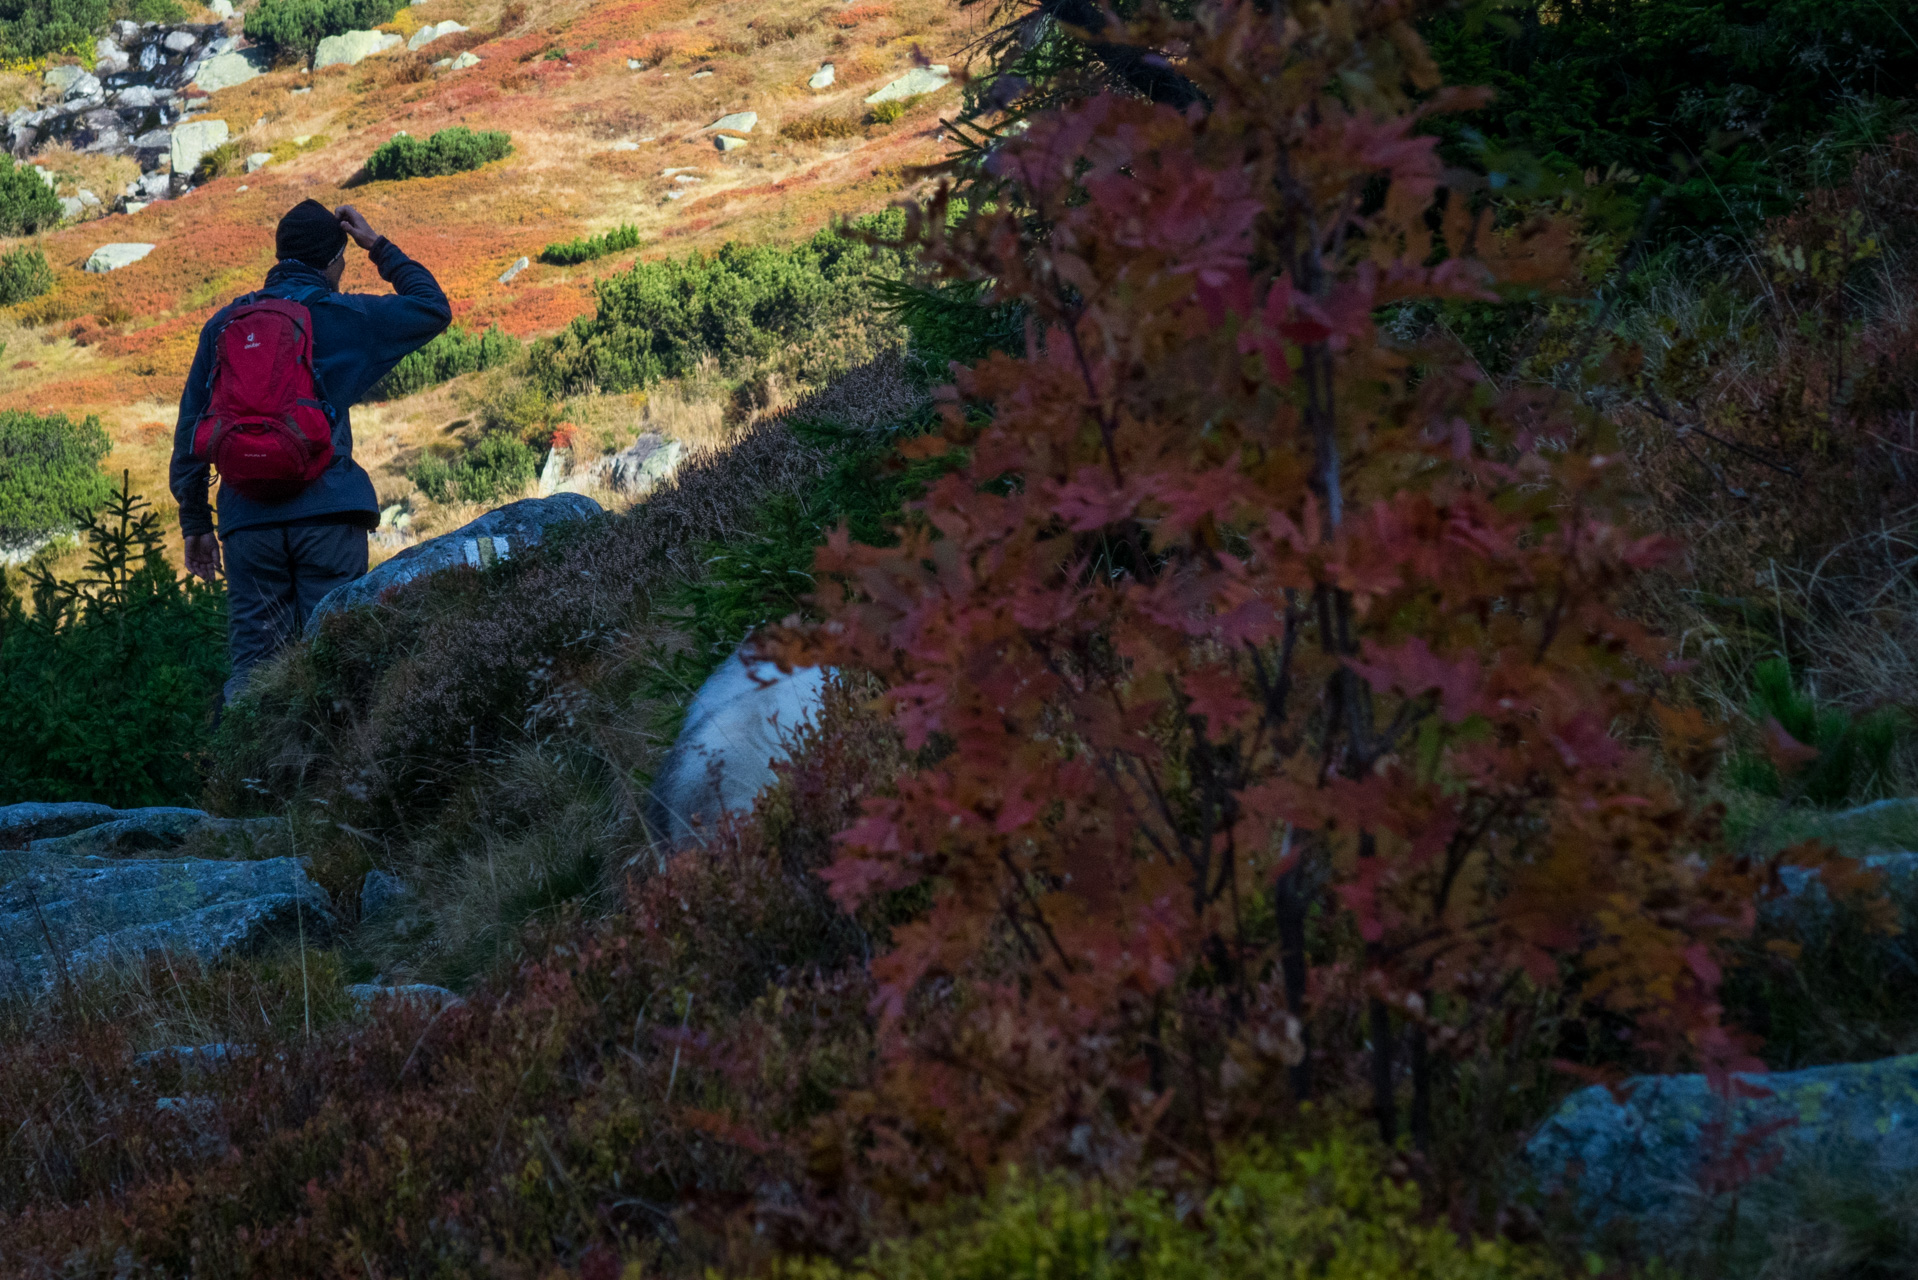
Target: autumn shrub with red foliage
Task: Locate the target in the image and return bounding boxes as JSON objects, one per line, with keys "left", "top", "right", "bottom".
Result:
{"left": 773, "top": 0, "right": 1792, "bottom": 1205}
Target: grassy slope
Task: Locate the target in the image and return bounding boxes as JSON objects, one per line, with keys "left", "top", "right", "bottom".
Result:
{"left": 0, "top": 0, "right": 966, "bottom": 561}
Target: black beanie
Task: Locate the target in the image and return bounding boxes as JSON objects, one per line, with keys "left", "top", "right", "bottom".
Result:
{"left": 275, "top": 198, "right": 347, "bottom": 270}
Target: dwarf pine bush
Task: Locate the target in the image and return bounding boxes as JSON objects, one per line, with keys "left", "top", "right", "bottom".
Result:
{"left": 364, "top": 126, "right": 513, "bottom": 182}
{"left": 244, "top": 0, "right": 400, "bottom": 56}
{"left": 1727, "top": 658, "right": 1909, "bottom": 806}
{"left": 408, "top": 432, "right": 538, "bottom": 504}
{"left": 0, "top": 156, "right": 61, "bottom": 236}
{"left": 0, "top": 408, "right": 110, "bottom": 551}
{"left": 539, "top": 223, "right": 641, "bottom": 267}
{"left": 0, "top": 246, "right": 53, "bottom": 306}
{"left": 0, "top": 0, "right": 108, "bottom": 62}
{"left": 370, "top": 324, "right": 519, "bottom": 399}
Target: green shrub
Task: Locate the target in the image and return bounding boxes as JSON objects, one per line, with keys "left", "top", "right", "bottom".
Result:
{"left": 0, "top": 409, "right": 111, "bottom": 552}
{"left": 0, "top": 0, "right": 108, "bottom": 62}
{"left": 785, "top": 1136, "right": 1551, "bottom": 1280}
{"left": 369, "top": 324, "right": 519, "bottom": 400}
{"left": 363, "top": 126, "right": 513, "bottom": 182}
{"left": 538, "top": 223, "right": 641, "bottom": 267}
{"left": 529, "top": 216, "right": 905, "bottom": 395}
{"left": 1726, "top": 658, "right": 1909, "bottom": 806}
{"left": 867, "top": 98, "right": 912, "bottom": 125}
{"left": 0, "top": 477, "right": 227, "bottom": 807}
{"left": 408, "top": 432, "right": 538, "bottom": 505}
{"left": 124, "top": 0, "right": 183, "bottom": 23}
{"left": 243, "top": 0, "right": 399, "bottom": 56}
{"left": 0, "top": 155, "right": 62, "bottom": 236}
{"left": 0, "top": 245, "right": 53, "bottom": 306}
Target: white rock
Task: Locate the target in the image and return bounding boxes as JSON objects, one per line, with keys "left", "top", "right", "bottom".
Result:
{"left": 406, "top": 19, "right": 465, "bottom": 49}
{"left": 671, "top": 173, "right": 702, "bottom": 184}
{"left": 690, "top": 69, "right": 712, "bottom": 79}
{"left": 41, "top": 64, "right": 85, "bottom": 95}
{"left": 163, "top": 30, "right": 197, "bottom": 52}
{"left": 704, "top": 110, "right": 757, "bottom": 134}
{"left": 208, "top": 34, "right": 237, "bottom": 54}
{"left": 169, "top": 118, "right": 228, "bottom": 175}
{"left": 235, "top": 184, "right": 246, "bottom": 191}
{"left": 432, "top": 57, "right": 451, "bottom": 68}
{"left": 498, "top": 255, "right": 528, "bottom": 284}
{"left": 808, "top": 62, "right": 833, "bottom": 90}
{"left": 312, "top": 29, "right": 404, "bottom": 69}
{"left": 610, "top": 140, "right": 639, "bottom": 151}
{"left": 59, "top": 196, "right": 83, "bottom": 219}
{"left": 123, "top": 200, "right": 148, "bottom": 214}
{"left": 243, "top": 151, "right": 270, "bottom": 172}
{"left": 449, "top": 50, "right": 480, "bottom": 69}
{"left": 625, "top": 58, "right": 641, "bottom": 69}
{"left": 85, "top": 242, "right": 155, "bottom": 272}
{"left": 31, "top": 165, "right": 54, "bottom": 189}
{"left": 209, "top": 0, "right": 234, "bottom": 16}
{"left": 714, "top": 134, "right": 746, "bottom": 151}
{"left": 96, "top": 36, "right": 126, "bottom": 62}
{"left": 64, "top": 71, "right": 102, "bottom": 100}
{"left": 865, "top": 64, "right": 951, "bottom": 104}
{"left": 648, "top": 645, "right": 826, "bottom": 846}
{"left": 192, "top": 50, "right": 265, "bottom": 91}
{"left": 76, "top": 188, "right": 99, "bottom": 206}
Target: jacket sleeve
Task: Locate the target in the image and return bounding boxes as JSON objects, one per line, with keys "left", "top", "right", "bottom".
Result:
{"left": 345, "top": 237, "right": 453, "bottom": 399}
{"left": 169, "top": 322, "right": 218, "bottom": 537}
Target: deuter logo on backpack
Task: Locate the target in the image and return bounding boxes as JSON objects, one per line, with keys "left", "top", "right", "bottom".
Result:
{"left": 191, "top": 296, "right": 334, "bottom": 501}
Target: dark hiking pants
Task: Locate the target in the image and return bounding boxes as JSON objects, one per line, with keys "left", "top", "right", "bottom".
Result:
{"left": 222, "top": 521, "right": 368, "bottom": 703}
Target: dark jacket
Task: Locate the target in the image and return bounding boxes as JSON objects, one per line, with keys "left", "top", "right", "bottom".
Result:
{"left": 169, "top": 239, "right": 451, "bottom": 537}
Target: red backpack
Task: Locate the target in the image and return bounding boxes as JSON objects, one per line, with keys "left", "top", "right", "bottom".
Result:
{"left": 191, "top": 292, "right": 336, "bottom": 502}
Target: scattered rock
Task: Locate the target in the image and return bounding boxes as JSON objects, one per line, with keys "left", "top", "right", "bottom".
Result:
{"left": 208, "top": 0, "right": 234, "bottom": 17}
{"left": 135, "top": 1041, "right": 250, "bottom": 1068}
{"left": 76, "top": 187, "right": 99, "bottom": 206}
{"left": 714, "top": 134, "right": 746, "bottom": 151}
{"left": 648, "top": 646, "right": 828, "bottom": 846}
{"left": 123, "top": 199, "right": 148, "bottom": 214}
{"left": 84, "top": 242, "right": 155, "bottom": 272}
{"left": 1528, "top": 1053, "right": 1918, "bottom": 1237}
{"left": 449, "top": 50, "right": 481, "bottom": 70}
{"left": 0, "top": 802, "right": 116, "bottom": 846}
{"left": 610, "top": 139, "right": 639, "bottom": 151}
{"left": 312, "top": 28, "right": 404, "bottom": 69}
{"left": 865, "top": 64, "right": 951, "bottom": 104}
{"left": 243, "top": 150, "right": 270, "bottom": 172}
{"left": 690, "top": 69, "right": 712, "bottom": 79}
{"left": 58, "top": 195, "right": 83, "bottom": 219}
{"left": 498, "top": 255, "right": 528, "bottom": 284}
{"left": 191, "top": 49, "right": 266, "bottom": 92}
{"left": 808, "top": 62, "right": 834, "bottom": 90}
{"left": 0, "top": 849, "right": 336, "bottom": 991}
{"left": 162, "top": 30, "right": 197, "bottom": 53}
{"left": 346, "top": 982, "right": 463, "bottom": 1010}
{"left": 406, "top": 19, "right": 466, "bottom": 50}
{"left": 536, "top": 445, "right": 571, "bottom": 497}
{"left": 603, "top": 433, "right": 682, "bottom": 496}
{"left": 704, "top": 110, "right": 757, "bottom": 134}
{"left": 358, "top": 869, "right": 415, "bottom": 922}
{"left": 30, "top": 165, "right": 54, "bottom": 189}
{"left": 42, "top": 65, "right": 88, "bottom": 96}
{"left": 169, "top": 117, "right": 227, "bottom": 174}
{"left": 304, "top": 494, "right": 604, "bottom": 635}
{"left": 626, "top": 57, "right": 644, "bottom": 70}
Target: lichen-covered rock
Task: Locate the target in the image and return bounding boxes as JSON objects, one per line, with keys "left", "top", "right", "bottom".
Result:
{"left": 304, "top": 493, "right": 603, "bottom": 635}
{"left": 358, "top": 869, "right": 414, "bottom": 922}
{"left": 191, "top": 50, "right": 266, "bottom": 92}
{"left": 865, "top": 64, "right": 951, "bottom": 104}
{"left": 603, "top": 433, "right": 682, "bottom": 496}
{"left": 808, "top": 63, "right": 834, "bottom": 90}
{"left": 406, "top": 19, "right": 465, "bottom": 49}
{"left": 705, "top": 111, "right": 757, "bottom": 134}
{"left": 0, "top": 802, "right": 117, "bottom": 846}
{"left": 168, "top": 117, "right": 227, "bottom": 174}
{"left": 28, "top": 812, "right": 287, "bottom": 860}
{"left": 0, "top": 851, "right": 336, "bottom": 990}
{"left": 1527, "top": 1054, "right": 1918, "bottom": 1230}
{"left": 85, "top": 242, "right": 155, "bottom": 272}
{"left": 647, "top": 646, "right": 827, "bottom": 846}
{"left": 312, "top": 29, "right": 403, "bottom": 69}
{"left": 346, "top": 982, "right": 462, "bottom": 1010}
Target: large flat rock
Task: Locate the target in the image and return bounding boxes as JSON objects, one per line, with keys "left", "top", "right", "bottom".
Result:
{"left": 865, "top": 65, "right": 951, "bottom": 104}
{"left": 304, "top": 493, "right": 603, "bottom": 636}
{"left": 0, "top": 851, "right": 335, "bottom": 990}
{"left": 28, "top": 812, "right": 286, "bottom": 860}
{"left": 191, "top": 50, "right": 266, "bottom": 92}
{"left": 85, "top": 242, "right": 154, "bottom": 272}
{"left": 169, "top": 117, "right": 227, "bottom": 174}
{"left": 1527, "top": 1054, "right": 1918, "bottom": 1232}
{"left": 313, "top": 29, "right": 403, "bottom": 69}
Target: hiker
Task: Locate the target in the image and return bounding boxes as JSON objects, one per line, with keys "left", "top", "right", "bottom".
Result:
{"left": 170, "top": 199, "right": 451, "bottom": 703}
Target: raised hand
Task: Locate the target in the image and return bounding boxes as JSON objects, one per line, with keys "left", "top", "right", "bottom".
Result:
{"left": 334, "top": 204, "right": 381, "bottom": 250}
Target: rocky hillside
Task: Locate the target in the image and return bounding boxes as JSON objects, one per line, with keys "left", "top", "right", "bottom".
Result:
{"left": 0, "top": 0, "right": 962, "bottom": 560}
